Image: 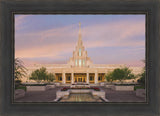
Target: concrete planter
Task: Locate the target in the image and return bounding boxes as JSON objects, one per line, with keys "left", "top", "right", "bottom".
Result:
{"left": 70, "top": 89, "right": 91, "bottom": 93}
{"left": 26, "top": 86, "right": 46, "bottom": 91}
{"left": 114, "top": 85, "right": 134, "bottom": 91}
{"left": 99, "top": 82, "right": 106, "bottom": 86}
{"left": 136, "top": 89, "right": 146, "bottom": 97}
{"left": 46, "top": 85, "right": 55, "bottom": 90}
{"left": 14, "top": 89, "right": 25, "bottom": 99}
{"left": 92, "top": 90, "right": 105, "bottom": 99}
{"left": 54, "top": 82, "right": 61, "bottom": 86}
{"left": 55, "top": 89, "right": 107, "bottom": 101}
{"left": 106, "top": 84, "right": 115, "bottom": 89}
{"left": 56, "top": 90, "right": 70, "bottom": 99}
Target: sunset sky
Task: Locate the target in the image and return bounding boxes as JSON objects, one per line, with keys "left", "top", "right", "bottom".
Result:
{"left": 15, "top": 15, "right": 145, "bottom": 67}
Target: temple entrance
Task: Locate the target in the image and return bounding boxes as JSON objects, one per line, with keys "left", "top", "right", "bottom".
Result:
{"left": 74, "top": 73, "right": 86, "bottom": 83}
{"left": 78, "top": 77, "right": 83, "bottom": 82}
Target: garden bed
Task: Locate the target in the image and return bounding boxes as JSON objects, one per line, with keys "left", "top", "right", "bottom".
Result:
{"left": 61, "top": 87, "right": 100, "bottom": 91}
{"left": 15, "top": 86, "right": 26, "bottom": 91}
{"left": 134, "top": 85, "right": 145, "bottom": 90}
{"left": 22, "top": 84, "right": 47, "bottom": 86}
{"left": 114, "top": 85, "right": 134, "bottom": 91}
{"left": 26, "top": 85, "right": 46, "bottom": 91}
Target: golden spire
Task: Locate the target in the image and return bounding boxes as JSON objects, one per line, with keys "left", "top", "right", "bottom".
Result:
{"left": 79, "top": 22, "right": 81, "bottom": 31}
{"left": 78, "top": 22, "right": 82, "bottom": 46}
{"left": 78, "top": 22, "right": 82, "bottom": 40}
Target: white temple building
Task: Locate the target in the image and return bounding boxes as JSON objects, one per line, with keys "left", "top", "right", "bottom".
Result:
{"left": 25, "top": 23, "right": 143, "bottom": 84}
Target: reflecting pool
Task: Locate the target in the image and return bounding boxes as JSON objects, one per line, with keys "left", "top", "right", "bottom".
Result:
{"left": 60, "top": 93, "right": 103, "bottom": 102}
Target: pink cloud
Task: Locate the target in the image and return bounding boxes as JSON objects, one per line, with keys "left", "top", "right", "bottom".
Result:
{"left": 15, "top": 18, "right": 145, "bottom": 66}
{"left": 15, "top": 15, "right": 28, "bottom": 30}
{"left": 82, "top": 20, "right": 145, "bottom": 48}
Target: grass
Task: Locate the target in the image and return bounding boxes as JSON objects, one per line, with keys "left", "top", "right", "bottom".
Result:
{"left": 134, "top": 86, "right": 145, "bottom": 91}
{"left": 22, "top": 84, "right": 47, "bottom": 86}
{"left": 15, "top": 86, "right": 26, "bottom": 91}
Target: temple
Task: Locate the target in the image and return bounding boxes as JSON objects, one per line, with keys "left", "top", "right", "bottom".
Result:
{"left": 26, "top": 23, "right": 143, "bottom": 84}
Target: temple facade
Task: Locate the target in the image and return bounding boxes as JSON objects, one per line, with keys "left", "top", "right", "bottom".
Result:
{"left": 25, "top": 23, "right": 143, "bottom": 84}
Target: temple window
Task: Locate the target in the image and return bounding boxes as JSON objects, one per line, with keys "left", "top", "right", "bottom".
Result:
{"left": 75, "top": 59, "right": 77, "bottom": 66}
{"left": 90, "top": 76, "right": 94, "bottom": 81}
{"left": 83, "top": 60, "right": 85, "bottom": 66}
{"left": 79, "top": 48, "right": 81, "bottom": 56}
{"left": 98, "top": 76, "right": 102, "bottom": 81}
{"left": 58, "top": 76, "right": 62, "bottom": 81}
{"left": 67, "top": 76, "right": 70, "bottom": 81}
{"left": 79, "top": 59, "right": 81, "bottom": 66}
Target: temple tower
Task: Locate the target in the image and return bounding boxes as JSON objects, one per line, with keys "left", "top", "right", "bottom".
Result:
{"left": 68, "top": 22, "right": 92, "bottom": 67}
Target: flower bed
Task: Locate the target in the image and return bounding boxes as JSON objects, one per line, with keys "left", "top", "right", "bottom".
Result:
{"left": 22, "top": 84, "right": 47, "bottom": 86}
{"left": 61, "top": 87, "right": 100, "bottom": 91}
{"left": 93, "top": 87, "right": 100, "bottom": 91}
{"left": 61, "top": 87, "right": 70, "bottom": 91}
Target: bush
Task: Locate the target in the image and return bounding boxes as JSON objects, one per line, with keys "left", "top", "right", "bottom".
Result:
{"left": 137, "top": 71, "right": 145, "bottom": 86}
{"left": 61, "top": 87, "right": 70, "bottom": 91}
{"left": 22, "top": 84, "right": 47, "bottom": 86}
{"left": 14, "top": 58, "right": 27, "bottom": 80}
{"left": 15, "top": 80, "right": 22, "bottom": 84}
{"left": 105, "top": 67, "right": 136, "bottom": 82}
{"left": 15, "top": 80, "right": 22, "bottom": 88}
{"left": 134, "top": 86, "right": 145, "bottom": 91}
{"left": 29, "top": 67, "right": 55, "bottom": 82}
{"left": 60, "top": 87, "right": 100, "bottom": 91}
{"left": 15, "top": 86, "right": 26, "bottom": 91}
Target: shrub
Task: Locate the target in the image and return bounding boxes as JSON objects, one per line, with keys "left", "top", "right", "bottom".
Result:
{"left": 29, "top": 67, "right": 55, "bottom": 82}
{"left": 137, "top": 71, "right": 145, "bottom": 86}
{"left": 105, "top": 67, "right": 136, "bottom": 82}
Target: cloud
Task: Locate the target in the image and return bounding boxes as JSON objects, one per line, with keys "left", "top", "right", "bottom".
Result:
{"left": 15, "top": 16, "right": 145, "bottom": 66}
{"left": 15, "top": 15, "right": 28, "bottom": 31}
{"left": 82, "top": 20, "right": 145, "bottom": 48}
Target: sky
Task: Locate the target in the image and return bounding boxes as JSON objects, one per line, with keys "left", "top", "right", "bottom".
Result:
{"left": 15, "top": 15, "right": 145, "bottom": 67}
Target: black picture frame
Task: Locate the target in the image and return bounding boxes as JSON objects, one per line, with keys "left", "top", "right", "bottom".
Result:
{"left": 0, "top": 0, "right": 159, "bottom": 116}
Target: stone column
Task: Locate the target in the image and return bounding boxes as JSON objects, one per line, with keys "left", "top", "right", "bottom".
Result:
{"left": 86, "top": 72, "right": 89, "bottom": 84}
{"left": 95, "top": 71, "right": 98, "bottom": 84}
{"left": 71, "top": 72, "right": 74, "bottom": 84}
{"left": 62, "top": 71, "right": 66, "bottom": 84}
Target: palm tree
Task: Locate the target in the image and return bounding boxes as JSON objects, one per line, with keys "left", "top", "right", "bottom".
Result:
{"left": 14, "top": 58, "right": 27, "bottom": 80}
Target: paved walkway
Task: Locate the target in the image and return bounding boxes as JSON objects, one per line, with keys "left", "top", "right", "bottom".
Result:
{"left": 15, "top": 87, "right": 62, "bottom": 102}
{"left": 100, "top": 87, "right": 146, "bottom": 102}
{"left": 15, "top": 86, "right": 146, "bottom": 103}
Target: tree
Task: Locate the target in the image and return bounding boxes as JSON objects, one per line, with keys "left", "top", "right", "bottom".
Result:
{"left": 14, "top": 58, "right": 27, "bottom": 80}
{"left": 137, "top": 71, "right": 145, "bottom": 85}
{"left": 137, "top": 59, "right": 145, "bottom": 86}
{"left": 47, "top": 73, "right": 55, "bottom": 82}
{"left": 105, "top": 71, "right": 114, "bottom": 82}
{"left": 30, "top": 67, "right": 55, "bottom": 82}
{"left": 105, "top": 67, "right": 136, "bottom": 82}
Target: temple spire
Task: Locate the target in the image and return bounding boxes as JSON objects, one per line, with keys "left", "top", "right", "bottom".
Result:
{"left": 78, "top": 22, "right": 82, "bottom": 46}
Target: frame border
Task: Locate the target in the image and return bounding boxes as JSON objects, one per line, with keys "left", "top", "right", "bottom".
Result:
{"left": 11, "top": 12, "right": 148, "bottom": 105}
{"left": 0, "top": 0, "right": 159, "bottom": 116}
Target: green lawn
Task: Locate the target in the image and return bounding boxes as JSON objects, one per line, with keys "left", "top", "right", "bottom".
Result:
{"left": 134, "top": 86, "right": 145, "bottom": 91}
{"left": 15, "top": 86, "right": 26, "bottom": 91}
